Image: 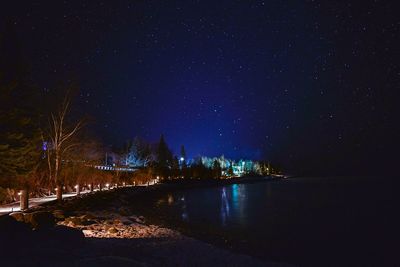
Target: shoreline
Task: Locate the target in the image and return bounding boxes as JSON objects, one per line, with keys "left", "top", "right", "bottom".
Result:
{"left": 1, "top": 177, "right": 292, "bottom": 266}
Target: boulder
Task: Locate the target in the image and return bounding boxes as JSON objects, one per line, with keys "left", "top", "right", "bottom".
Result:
{"left": 107, "top": 227, "right": 118, "bottom": 234}
{"left": 64, "top": 216, "right": 84, "bottom": 226}
{"left": 64, "top": 215, "right": 96, "bottom": 226}
{"left": 9, "top": 212, "right": 25, "bottom": 222}
{"left": 23, "top": 211, "right": 55, "bottom": 229}
{"left": 121, "top": 218, "right": 133, "bottom": 225}
{"left": 79, "top": 214, "right": 97, "bottom": 225}
{"left": 52, "top": 209, "right": 65, "bottom": 220}
{"left": 118, "top": 207, "right": 132, "bottom": 216}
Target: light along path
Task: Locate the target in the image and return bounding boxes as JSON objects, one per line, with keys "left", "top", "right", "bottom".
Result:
{"left": 0, "top": 182, "right": 157, "bottom": 216}
{"left": 0, "top": 187, "right": 118, "bottom": 215}
{"left": 0, "top": 192, "right": 90, "bottom": 215}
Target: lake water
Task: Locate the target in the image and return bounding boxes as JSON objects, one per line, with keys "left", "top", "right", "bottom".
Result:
{"left": 141, "top": 177, "right": 398, "bottom": 266}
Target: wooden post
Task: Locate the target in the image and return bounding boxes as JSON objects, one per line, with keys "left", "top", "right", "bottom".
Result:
{"left": 56, "top": 184, "right": 62, "bottom": 201}
{"left": 20, "top": 189, "right": 29, "bottom": 210}
{"left": 76, "top": 184, "right": 81, "bottom": 195}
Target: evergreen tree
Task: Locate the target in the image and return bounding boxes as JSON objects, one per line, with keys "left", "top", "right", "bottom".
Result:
{"left": 180, "top": 145, "right": 186, "bottom": 160}
{"left": 212, "top": 159, "right": 222, "bottom": 179}
{"left": 171, "top": 156, "right": 180, "bottom": 178}
{"left": 125, "top": 137, "right": 152, "bottom": 167}
{"left": 227, "top": 162, "right": 234, "bottom": 177}
{"left": 156, "top": 134, "right": 173, "bottom": 179}
{"left": 0, "top": 22, "right": 42, "bottom": 208}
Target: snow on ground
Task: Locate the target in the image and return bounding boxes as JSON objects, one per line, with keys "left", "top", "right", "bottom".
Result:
{"left": 1, "top": 185, "right": 295, "bottom": 266}
{"left": 58, "top": 211, "right": 293, "bottom": 267}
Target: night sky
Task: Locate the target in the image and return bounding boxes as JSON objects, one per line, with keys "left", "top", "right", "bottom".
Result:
{"left": 2, "top": 1, "right": 399, "bottom": 175}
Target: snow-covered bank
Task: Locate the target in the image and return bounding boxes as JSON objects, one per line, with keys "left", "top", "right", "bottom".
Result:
{"left": 0, "top": 185, "right": 294, "bottom": 267}
{"left": 57, "top": 210, "right": 292, "bottom": 266}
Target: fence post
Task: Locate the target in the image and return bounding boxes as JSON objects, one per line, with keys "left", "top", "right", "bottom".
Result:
{"left": 20, "top": 189, "right": 29, "bottom": 211}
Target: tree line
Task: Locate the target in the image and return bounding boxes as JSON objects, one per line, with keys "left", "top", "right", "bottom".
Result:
{"left": 0, "top": 22, "right": 277, "bottom": 209}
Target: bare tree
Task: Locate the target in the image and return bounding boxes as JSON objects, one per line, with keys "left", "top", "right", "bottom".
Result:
{"left": 46, "top": 94, "right": 84, "bottom": 201}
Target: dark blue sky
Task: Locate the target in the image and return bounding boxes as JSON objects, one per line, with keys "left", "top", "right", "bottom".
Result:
{"left": 2, "top": 1, "right": 398, "bottom": 174}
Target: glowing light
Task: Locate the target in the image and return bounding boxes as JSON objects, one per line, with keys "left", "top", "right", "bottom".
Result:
{"left": 18, "top": 191, "right": 22, "bottom": 196}
{"left": 42, "top": 141, "right": 48, "bottom": 151}
{"left": 74, "top": 185, "right": 78, "bottom": 189}
{"left": 168, "top": 194, "right": 174, "bottom": 204}
{"left": 180, "top": 157, "right": 184, "bottom": 161}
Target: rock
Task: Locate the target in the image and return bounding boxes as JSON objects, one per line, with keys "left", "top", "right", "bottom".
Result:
{"left": 82, "top": 219, "right": 97, "bottom": 225}
{"left": 121, "top": 218, "right": 133, "bottom": 225}
{"left": 9, "top": 212, "right": 25, "bottom": 222}
{"left": 23, "top": 211, "right": 55, "bottom": 229}
{"left": 79, "top": 214, "right": 89, "bottom": 220}
{"left": 130, "top": 215, "right": 145, "bottom": 224}
{"left": 118, "top": 207, "right": 131, "bottom": 216}
{"left": 64, "top": 215, "right": 97, "bottom": 226}
{"left": 113, "top": 219, "right": 122, "bottom": 224}
{"left": 80, "top": 215, "right": 97, "bottom": 225}
{"left": 82, "top": 229, "right": 93, "bottom": 236}
{"left": 65, "top": 216, "right": 84, "bottom": 226}
{"left": 52, "top": 209, "right": 65, "bottom": 220}
{"left": 107, "top": 227, "right": 118, "bottom": 234}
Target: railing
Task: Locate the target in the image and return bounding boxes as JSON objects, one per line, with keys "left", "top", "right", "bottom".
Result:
{"left": 93, "top": 165, "right": 138, "bottom": 172}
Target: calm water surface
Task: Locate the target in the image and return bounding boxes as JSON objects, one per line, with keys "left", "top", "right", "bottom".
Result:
{"left": 141, "top": 177, "right": 398, "bottom": 266}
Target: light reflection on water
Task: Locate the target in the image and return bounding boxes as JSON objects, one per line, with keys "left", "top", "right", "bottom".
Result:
{"left": 220, "top": 187, "right": 230, "bottom": 225}
{"left": 167, "top": 194, "right": 174, "bottom": 205}
{"left": 160, "top": 184, "right": 251, "bottom": 227}
{"left": 181, "top": 195, "right": 189, "bottom": 221}
{"left": 158, "top": 184, "right": 250, "bottom": 226}
{"left": 151, "top": 178, "right": 397, "bottom": 265}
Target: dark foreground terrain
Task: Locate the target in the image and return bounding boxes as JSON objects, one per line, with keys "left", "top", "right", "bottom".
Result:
{"left": 0, "top": 181, "right": 289, "bottom": 267}
{"left": 1, "top": 177, "right": 397, "bottom": 266}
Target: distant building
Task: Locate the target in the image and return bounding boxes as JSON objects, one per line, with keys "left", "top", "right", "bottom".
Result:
{"left": 200, "top": 156, "right": 265, "bottom": 177}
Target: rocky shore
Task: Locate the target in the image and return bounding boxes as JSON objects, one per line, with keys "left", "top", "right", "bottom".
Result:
{"left": 0, "top": 186, "right": 291, "bottom": 267}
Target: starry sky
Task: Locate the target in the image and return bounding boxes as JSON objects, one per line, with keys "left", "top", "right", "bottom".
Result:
{"left": 2, "top": 1, "right": 399, "bottom": 175}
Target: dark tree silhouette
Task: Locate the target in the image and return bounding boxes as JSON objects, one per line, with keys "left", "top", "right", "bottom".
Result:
{"left": 0, "top": 21, "right": 42, "bottom": 209}
{"left": 155, "top": 134, "right": 173, "bottom": 179}
{"left": 212, "top": 159, "right": 222, "bottom": 179}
